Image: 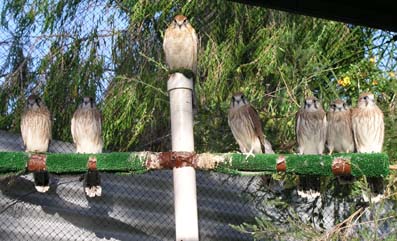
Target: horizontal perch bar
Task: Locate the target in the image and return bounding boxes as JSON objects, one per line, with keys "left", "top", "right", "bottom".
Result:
{"left": 0, "top": 152, "right": 389, "bottom": 177}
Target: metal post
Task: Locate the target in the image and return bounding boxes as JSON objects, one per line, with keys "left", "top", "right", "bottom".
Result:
{"left": 167, "top": 73, "right": 199, "bottom": 241}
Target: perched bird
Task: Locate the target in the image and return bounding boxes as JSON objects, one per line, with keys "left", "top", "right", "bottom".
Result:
{"left": 21, "top": 95, "right": 52, "bottom": 193}
{"left": 163, "top": 15, "right": 198, "bottom": 113}
{"left": 71, "top": 96, "right": 103, "bottom": 197}
{"left": 352, "top": 92, "right": 384, "bottom": 153}
{"left": 296, "top": 97, "right": 327, "bottom": 155}
{"left": 327, "top": 99, "right": 355, "bottom": 190}
{"left": 352, "top": 92, "right": 384, "bottom": 202}
{"left": 326, "top": 99, "right": 355, "bottom": 154}
{"left": 295, "top": 97, "right": 327, "bottom": 197}
{"left": 163, "top": 14, "right": 198, "bottom": 75}
{"left": 228, "top": 92, "right": 274, "bottom": 156}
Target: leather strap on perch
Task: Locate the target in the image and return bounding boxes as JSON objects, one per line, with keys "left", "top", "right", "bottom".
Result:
{"left": 87, "top": 156, "right": 97, "bottom": 171}
{"left": 27, "top": 154, "right": 47, "bottom": 172}
{"left": 332, "top": 157, "right": 351, "bottom": 176}
{"left": 276, "top": 155, "right": 287, "bottom": 172}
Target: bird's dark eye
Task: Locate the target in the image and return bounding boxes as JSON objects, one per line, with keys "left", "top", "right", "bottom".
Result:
{"left": 183, "top": 18, "right": 187, "bottom": 23}
{"left": 363, "top": 96, "right": 368, "bottom": 100}
{"left": 331, "top": 104, "right": 336, "bottom": 108}
{"left": 313, "top": 99, "right": 317, "bottom": 103}
{"left": 342, "top": 102, "right": 346, "bottom": 108}
{"left": 173, "top": 19, "right": 177, "bottom": 23}
{"left": 241, "top": 95, "right": 245, "bottom": 99}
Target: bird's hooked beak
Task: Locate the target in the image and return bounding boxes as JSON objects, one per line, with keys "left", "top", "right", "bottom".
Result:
{"left": 85, "top": 100, "right": 94, "bottom": 108}
{"left": 34, "top": 99, "right": 40, "bottom": 108}
{"left": 364, "top": 98, "right": 369, "bottom": 107}
{"left": 362, "top": 96, "right": 374, "bottom": 107}
{"left": 175, "top": 18, "right": 187, "bottom": 29}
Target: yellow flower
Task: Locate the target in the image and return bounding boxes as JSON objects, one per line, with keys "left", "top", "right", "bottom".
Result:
{"left": 342, "top": 76, "right": 351, "bottom": 86}
{"left": 338, "top": 76, "right": 351, "bottom": 87}
{"left": 390, "top": 72, "right": 396, "bottom": 78}
{"left": 369, "top": 57, "right": 376, "bottom": 63}
{"left": 372, "top": 80, "right": 378, "bottom": 86}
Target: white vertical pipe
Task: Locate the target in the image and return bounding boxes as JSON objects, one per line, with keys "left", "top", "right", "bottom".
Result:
{"left": 167, "top": 73, "right": 199, "bottom": 241}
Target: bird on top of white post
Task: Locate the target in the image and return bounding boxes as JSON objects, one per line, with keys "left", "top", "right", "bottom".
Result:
{"left": 163, "top": 14, "right": 198, "bottom": 77}
{"left": 164, "top": 14, "right": 198, "bottom": 115}
{"left": 164, "top": 15, "right": 199, "bottom": 241}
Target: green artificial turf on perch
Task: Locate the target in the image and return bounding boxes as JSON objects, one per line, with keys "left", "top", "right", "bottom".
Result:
{"left": 0, "top": 152, "right": 147, "bottom": 174}
{"left": 0, "top": 152, "right": 28, "bottom": 173}
{"left": 0, "top": 151, "right": 390, "bottom": 177}
{"left": 217, "top": 153, "right": 389, "bottom": 177}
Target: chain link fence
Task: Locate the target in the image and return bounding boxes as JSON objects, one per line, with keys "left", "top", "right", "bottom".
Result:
{"left": 0, "top": 172, "right": 257, "bottom": 240}
{"left": 0, "top": 132, "right": 255, "bottom": 240}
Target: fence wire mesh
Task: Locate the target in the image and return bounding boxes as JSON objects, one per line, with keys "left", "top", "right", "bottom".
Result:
{"left": 0, "top": 172, "right": 257, "bottom": 241}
